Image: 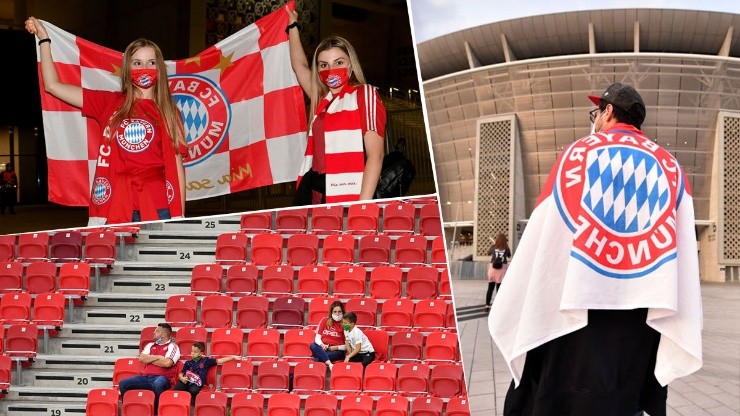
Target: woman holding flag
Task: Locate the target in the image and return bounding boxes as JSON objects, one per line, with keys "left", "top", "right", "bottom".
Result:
{"left": 25, "top": 17, "right": 187, "bottom": 225}
{"left": 286, "top": 5, "right": 386, "bottom": 204}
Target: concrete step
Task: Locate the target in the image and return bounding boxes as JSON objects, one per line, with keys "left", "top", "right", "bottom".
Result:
{"left": 2, "top": 400, "right": 87, "bottom": 416}
{"left": 3, "top": 386, "right": 90, "bottom": 402}
{"left": 53, "top": 338, "right": 140, "bottom": 357}
{"left": 59, "top": 323, "right": 147, "bottom": 340}
{"left": 160, "top": 216, "right": 241, "bottom": 232}
{"left": 26, "top": 370, "right": 113, "bottom": 388}
{"left": 133, "top": 244, "right": 216, "bottom": 263}
{"left": 33, "top": 354, "right": 119, "bottom": 371}
{"left": 108, "top": 276, "right": 190, "bottom": 294}
{"left": 111, "top": 261, "right": 198, "bottom": 276}
{"left": 85, "top": 308, "right": 165, "bottom": 326}
{"left": 84, "top": 292, "right": 170, "bottom": 308}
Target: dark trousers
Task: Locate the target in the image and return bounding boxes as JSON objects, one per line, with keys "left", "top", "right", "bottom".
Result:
{"left": 486, "top": 282, "right": 500, "bottom": 306}
{"left": 293, "top": 169, "right": 326, "bottom": 205}
{"left": 348, "top": 351, "right": 376, "bottom": 367}
{"left": 0, "top": 189, "right": 15, "bottom": 214}
{"left": 173, "top": 380, "right": 202, "bottom": 402}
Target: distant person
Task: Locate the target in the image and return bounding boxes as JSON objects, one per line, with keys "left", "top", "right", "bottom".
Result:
{"left": 119, "top": 323, "right": 180, "bottom": 412}
{"left": 342, "top": 311, "right": 375, "bottom": 367}
{"left": 0, "top": 163, "right": 18, "bottom": 215}
{"left": 490, "top": 83, "right": 702, "bottom": 416}
{"left": 173, "top": 342, "right": 239, "bottom": 401}
{"left": 485, "top": 233, "right": 511, "bottom": 312}
{"left": 310, "top": 300, "right": 346, "bottom": 370}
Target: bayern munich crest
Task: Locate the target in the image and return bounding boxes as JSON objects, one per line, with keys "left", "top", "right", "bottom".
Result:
{"left": 116, "top": 118, "right": 155, "bottom": 153}
{"left": 326, "top": 74, "right": 343, "bottom": 88}
{"left": 553, "top": 132, "right": 683, "bottom": 278}
{"left": 169, "top": 74, "right": 231, "bottom": 167}
{"left": 91, "top": 177, "right": 112, "bottom": 206}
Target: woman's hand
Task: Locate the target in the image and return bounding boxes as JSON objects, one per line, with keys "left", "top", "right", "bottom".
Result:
{"left": 25, "top": 17, "right": 49, "bottom": 40}
{"left": 286, "top": 5, "right": 298, "bottom": 24}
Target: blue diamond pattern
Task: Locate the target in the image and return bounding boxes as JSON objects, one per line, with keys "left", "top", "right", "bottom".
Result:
{"left": 175, "top": 95, "right": 208, "bottom": 144}
{"left": 123, "top": 122, "right": 146, "bottom": 145}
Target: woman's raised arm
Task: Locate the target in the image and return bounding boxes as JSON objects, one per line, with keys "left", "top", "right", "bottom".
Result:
{"left": 285, "top": 6, "right": 312, "bottom": 95}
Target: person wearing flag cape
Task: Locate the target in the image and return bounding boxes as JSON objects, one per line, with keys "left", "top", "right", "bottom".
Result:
{"left": 490, "top": 83, "right": 703, "bottom": 416}
{"left": 25, "top": 17, "right": 186, "bottom": 225}
{"left": 285, "top": 5, "right": 387, "bottom": 204}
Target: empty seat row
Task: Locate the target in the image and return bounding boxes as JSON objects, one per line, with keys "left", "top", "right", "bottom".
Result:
{"left": 0, "top": 231, "right": 118, "bottom": 264}
{"left": 0, "top": 292, "right": 66, "bottom": 327}
{"left": 138, "top": 326, "right": 459, "bottom": 364}
{"left": 87, "top": 389, "right": 469, "bottom": 416}
{"left": 192, "top": 264, "right": 451, "bottom": 300}
{"left": 166, "top": 295, "right": 455, "bottom": 331}
{"left": 0, "top": 261, "right": 93, "bottom": 295}
{"left": 240, "top": 202, "right": 441, "bottom": 237}
{"left": 215, "top": 233, "right": 446, "bottom": 267}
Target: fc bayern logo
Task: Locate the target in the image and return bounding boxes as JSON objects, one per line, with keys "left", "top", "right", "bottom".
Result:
{"left": 116, "top": 118, "right": 155, "bottom": 153}
{"left": 136, "top": 74, "right": 154, "bottom": 88}
{"left": 326, "top": 74, "right": 342, "bottom": 88}
{"left": 554, "top": 133, "right": 682, "bottom": 278}
{"left": 91, "top": 177, "right": 112, "bottom": 206}
{"left": 169, "top": 74, "right": 231, "bottom": 167}
{"left": 166, "top": 180, "right": 175, "bottom": 204}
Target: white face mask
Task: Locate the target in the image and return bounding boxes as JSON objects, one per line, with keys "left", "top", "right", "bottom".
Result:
{"left": 332, "top": 313, "right": 343, "bottom": 321}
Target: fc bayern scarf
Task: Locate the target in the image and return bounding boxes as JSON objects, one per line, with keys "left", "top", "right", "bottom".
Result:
{"left": 490, "top": 124, "right": 703, "bottom": 387}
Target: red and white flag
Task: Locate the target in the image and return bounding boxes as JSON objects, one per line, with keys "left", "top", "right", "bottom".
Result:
{"left": 36, "top": 5, "right": 307, "bottom": 206}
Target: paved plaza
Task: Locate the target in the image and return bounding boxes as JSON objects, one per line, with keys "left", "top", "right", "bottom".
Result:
{"left": 452, "top": 280, "right": 740, "bottom": 415}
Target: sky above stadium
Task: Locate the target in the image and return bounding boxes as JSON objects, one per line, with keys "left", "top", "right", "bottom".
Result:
{"left": 409, "top": 0, "right": 740, "bottom": 43}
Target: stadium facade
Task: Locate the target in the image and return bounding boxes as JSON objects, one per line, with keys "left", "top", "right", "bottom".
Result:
{"left": 418, "top": 9, "right": 740, "bottom": 282}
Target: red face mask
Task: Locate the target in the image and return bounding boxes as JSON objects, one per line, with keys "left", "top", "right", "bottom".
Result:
{"left": 131, "top": 68, "right": 158, "bottom": 89}
{"left": 319, "top": 67, "right": 350, "bottom": 90}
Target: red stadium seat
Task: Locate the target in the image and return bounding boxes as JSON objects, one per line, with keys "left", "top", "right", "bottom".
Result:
{"left": 286, "top": 233, "right": 319, "bottom": 266}
{"left": 311, "top": 205, "right": 344, "bottom": 235}
{"left": 5, "top": 324, "right": 38, "bottom": 361}
{"left": 261, "top": 265, "right": 294, "bottom": 296}
{"left": 137, "top": 326, "right": 156, "bottom": 352}
{"left": 246, "top": 328, "right": 280, "bottom": 361}
{"left": 84, "top": 231, "right": 117, "bottom": 265}
{"left": 194, "top": 391, "right": 227, "bottom": 416}
{"left": 240, "top": 212, "right": 272, "bottom": 234}
{"left": 332, "top": 265, "right": 367, "bottom": 298}
{"left": 390, "top": 331, "right": 424, "bottom": 364}
{"left": 410, "top": 397, "right": 443, "bottom": 416}
{"left": 24, "top": 261, "right": 57, "bottom": 294}
{"left": 419, "top": 204, "right": 442, "bottom": 236}
{"left": 296, "top": 265, "right": 330, "bottom": 298}
{"left": 271, "top": 296, "right": 305, "bottom": 329}
{"left": 394, "top": 235, "right": 428, "bottom": 266}
{"left": 32, "top": 292, "right": 65, "bottom": 326}
{"left": 358, "top": 234, "right": 391, "bottom": 266}
{"left": 113, "top": 357, "right": 144, "bottom": 387}
{"left": 430, "top": 363, "right": 465, "bottom": 398}
{"left": 200, "top": 295, "right": 234, "bottom": 328}
{"left": 275, "top": 208, "right": 309, "bottom": 234}
{"left": 363, "top": 362, "right": 397, "bottom": 395}
{"left": 382, "top": 201, "right": 416, "bottom": 235}
{"left": 406, "top": 266, "right": 439, "bottom": 300}
{"left": 320, "top": 234, "right": 355, "bottom": 266}
{"left": 347, "top": 203, "right": 380, "bottom": 235}
{"left": 282, "top": 328, "right": 314, "bottom": 362}
{"left": 58, "top": 262, "right": 91, "bottom": 297}
{"left": 225, "top": 264, "right": 259, "bottom": 296}
{"left": 215, "top": 232, "right": 248, "bottom": 265}
{"left": 380, "top": 299, "right": 414, "bottom": 331}
{"left": 0, "top": 261, "right": 23, "bottom": 294}
{"left": 231, "top": 392, "right": 264, "bottom": 416}
{"left": 0, "top": 234, "right": 16, "bottom": 262}
{"left": 329, "top": 362, "right": 363, "bottom": 394}
{"left": 250, "top": 233, "right": 283, "bottom": 266}
{"left": 49, "top": 230, "right": 83, "bottom": 262}
{"left": 376, "top": 395, "right": 410, "bottom": 416}
{"left": 158, "top": 390, "right": 191, "bottom": 416}
{"left": 439, "top": 269, "right": 451, "bottom": 300}
{"left": 236, "top": 295, "right": 269, "bottom": 329}
{"left": 430, "top": 236, "right": 446, "bottom": 266}
{"left": 122, "top": 389, "right": 155, "bottom": 416}
{"left": 190, "top": 264, "right": 224, "bottom": 296}
{"left": 267, "top": 392, "right": 300, "bottom": 416}
{"left": 0, "top": 354, "right": 11, "bottom": 393}
{"left": 307, "top": 296, "right": 337, "bottom": 326}
{"left": 364, "top": 329, "right": 389, "bottom": 362}
{"left": 257, "top": 360, "right": 290, "bottom": 393}
{"left": 292, "top": 361, "right": 326, "bottom": 394}
{"left": 424, "top": 331, "right": 459, "bottom": 364}
{"left": 304, "top": 393, "right": 338, "bottom": 416}
{"left": 345, "top": 298, "right": 377, "bottom": 328}
{"left": 165, "top": 295, "right": 198, "bottom": 326}
{"left": 220, "top": 360, "right": 254, "bottom": 393}
{"left": 369, "top": 265, "right": 403, "bottom": 299}
{"left": 0, "top": 292, "right": 32, "bottom": 324}
{"left": 413, "top": 300, "right": 447, "bottom": 331}
{"left": 17, "top": 232, "right": 49, "bottom": 262}
{"left": 397, "top": 363, "right": 430, "bottom": 396}
{"left": 445, "top": 397, "right": 472, "bottom": 416}
{"left": 210, "top": 327, "right": 244, "bottom": 357}
{"left": 172, "top": 326, "right": 207, "bottom": 359}
{"left": 446, "top": 302, "right": 456, "bottom": 330}
{"left": 86, "top": 388, "right": 120, "bottom": 416}
{"left": 0, "top": 326, "right": 4, "bottom": 354}
{"left": 341, "top": 395, "right": 373, "bottom": 416}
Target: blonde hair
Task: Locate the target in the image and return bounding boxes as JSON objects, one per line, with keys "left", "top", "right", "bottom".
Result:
{"left": 108, "top": 39, "right": 185, "bottom": 149}
{"left": 308, "top": 36, "right": 366, "bottom": 115}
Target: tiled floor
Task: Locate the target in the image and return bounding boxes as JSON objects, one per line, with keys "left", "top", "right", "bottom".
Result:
{"left": 451, "top": 279, "right": 740, "bottom": 415}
